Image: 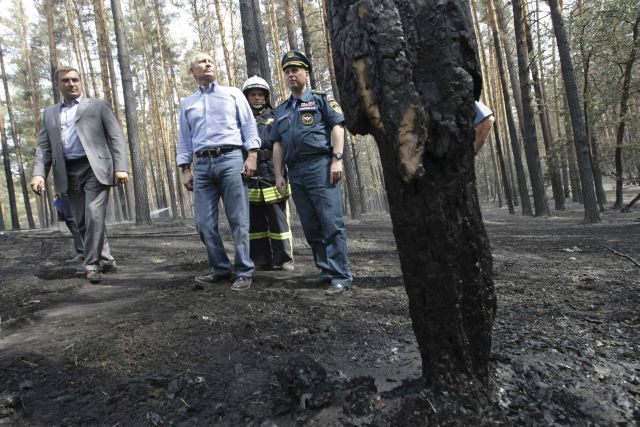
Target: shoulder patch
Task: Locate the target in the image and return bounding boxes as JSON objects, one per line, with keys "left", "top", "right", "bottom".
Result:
{"left": 329, "top": 99, "right": 343, "bottom": 115}
{"left": 327, "top": 94, "right": 335, "bottom": 101}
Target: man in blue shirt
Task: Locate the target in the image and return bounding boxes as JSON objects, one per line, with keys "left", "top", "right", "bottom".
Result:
{"left": 473, "top": 100, "right": 495, "bottom": 154}
{"left": 271, "top": 51, "right": 353, "bottom": 296}
{"left": 176, "top": 53, "right": 260, "bottom": 292}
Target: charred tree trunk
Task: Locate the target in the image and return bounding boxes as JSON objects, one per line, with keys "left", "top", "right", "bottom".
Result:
{"left": 328, "top": 0, "right": 495, "bottom": 385}
{"left": 252, "top": 0, "right": 272, "bottom": 85}
{"left": 612, "top": 14, "right": 639, "bottom": 209}
{"left": 548, "top": 0, "right": 599, "bottom": 222}
{"left": 111, "top": 0, "right": 151, "bottom": 224}
{"left": 240, "top": 0, "right": 261, "bottom": 78}
{"left": 296, "top": 0, "right": 316, "bottom": 89}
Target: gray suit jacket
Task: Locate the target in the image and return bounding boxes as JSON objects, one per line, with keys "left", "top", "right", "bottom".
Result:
{"left": 33, "top": 98, "right": 129, "bottom": 193}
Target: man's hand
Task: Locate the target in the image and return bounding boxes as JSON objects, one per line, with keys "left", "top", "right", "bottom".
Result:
{"left": 30, "top": 176, "right": 45, "bottom": 195}
{"left": 180, "top": 168, "right": 194, "bottom": 191}
{"left": 330, "top": 158, "right": 343, "bottom": 184}
{"left": 241, "top": 151, "right": 257, "bottom": 178}
{"left": 115, "top": 171, "right": 129, "bottom": 185}
{"left": 276, "top": 175, "right": 287, "bottom": 194}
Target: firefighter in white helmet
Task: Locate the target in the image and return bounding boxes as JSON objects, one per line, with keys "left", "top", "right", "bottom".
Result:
{"left": 242, "top": 76, "right": 294, "bottom": 271}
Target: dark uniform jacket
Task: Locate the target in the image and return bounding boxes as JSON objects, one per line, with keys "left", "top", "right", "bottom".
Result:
{"left": 269, "top": 88, "right": 344, "bottom": 164}
{"left": 251, "top": 107, "right": 277, "bottom": 186}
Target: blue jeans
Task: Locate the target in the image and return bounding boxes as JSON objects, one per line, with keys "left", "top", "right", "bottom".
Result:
{"left": 288, "top": 156, "right": 352, "bottom": 286}
{"left": 193, "top": 150, "right": 254, "bottom": 277}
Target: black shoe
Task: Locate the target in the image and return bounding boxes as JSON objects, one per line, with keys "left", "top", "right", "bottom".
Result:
{"left": 65, "top": 254, "right": 84, "bottom": 264}
{"left": 230, "top": 276, "right": 252, "bottom": 292}
{"left": 195, "top": 273, "right": 232, "bottom": 285}
{"left": 304, "top": 275, "right": 331, "bottom": 286}
{"left": 101, "top": 263, "right": 118, "bottom": 274}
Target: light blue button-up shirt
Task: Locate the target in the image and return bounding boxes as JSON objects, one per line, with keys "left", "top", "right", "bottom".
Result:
{"left": 176, "top": 82, "right": 261, "bottom": 166}
{"left": 61, "top": 96, "right": 86, "bottom": 160}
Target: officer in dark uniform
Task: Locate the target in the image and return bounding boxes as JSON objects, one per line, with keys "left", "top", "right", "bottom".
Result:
{"left": 271, "top": 50, "right": 353, "bottom": 296}
{"left": 241, "top": 76, "right": 294, "bottom": 271}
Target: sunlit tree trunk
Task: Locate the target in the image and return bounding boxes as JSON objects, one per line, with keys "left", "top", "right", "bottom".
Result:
{"left": 111, "top": 0, "right": 151, "bottom": 224}
{"left": 213, "top": 0, "right": 235, "bottom": 86}
{"left": 267, "top": 0, "right": 286, "bottom": 102}
{"left": 0, "top": 100, "right": 19, "bottom": 229}
{"left": 44, "top": 0, "right": 59, "bottom": 104}
{"left": 284, "top": 0, "right": 298, "bottom": 50}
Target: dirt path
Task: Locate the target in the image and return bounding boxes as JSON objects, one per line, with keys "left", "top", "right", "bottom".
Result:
{"left": 0, "top": 202, "right": 638, "bottom": 425}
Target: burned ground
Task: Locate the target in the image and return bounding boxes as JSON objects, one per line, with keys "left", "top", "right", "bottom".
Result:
{"left": 0, "top": 202, "right": 638, "bottom": 426}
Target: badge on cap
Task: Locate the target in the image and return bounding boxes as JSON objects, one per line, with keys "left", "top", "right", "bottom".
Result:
{"left": 301, "top": 112, "right": 315, "bottom": 126}
{"left": 287, "top": 51, "right": 295, "bottom": 58}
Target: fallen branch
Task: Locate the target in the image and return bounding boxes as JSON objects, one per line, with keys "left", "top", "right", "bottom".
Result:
{"left": 601, "top": 244, "right": 640, "bottom": 268}
{"left": 18, "top": 232, "right": 198, "bottom": 239}
{"left": 621, "top": 193, "right": 640, "bottom": 213}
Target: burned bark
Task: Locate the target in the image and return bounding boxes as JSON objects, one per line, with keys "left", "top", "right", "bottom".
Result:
{"left": 327, "top": 0, "right": 495, "bottom": 385}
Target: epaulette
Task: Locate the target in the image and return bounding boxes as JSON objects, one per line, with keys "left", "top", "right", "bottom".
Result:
{"left": 312, "top": 89, "right": 326, "bottom": 96}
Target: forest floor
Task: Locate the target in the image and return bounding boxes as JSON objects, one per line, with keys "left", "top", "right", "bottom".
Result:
{"left": 0, "top": 196, "right": 639, "bottom": 426}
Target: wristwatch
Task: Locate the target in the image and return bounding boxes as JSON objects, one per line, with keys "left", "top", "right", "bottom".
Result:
{"left": 332, "top": 152, "right": 344, "bottom": 160}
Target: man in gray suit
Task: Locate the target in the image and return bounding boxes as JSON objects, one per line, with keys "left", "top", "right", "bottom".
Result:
{"left": 31, "top": 66, "right": 129, "bottom": 284}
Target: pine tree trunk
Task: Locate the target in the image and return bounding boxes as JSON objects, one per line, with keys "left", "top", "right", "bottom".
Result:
{"left": 267, "top": 0, "right": 286, "bottom": 102}
{"left": 511, "top": 0, "right": 549, "bottom": 217}
{"left": 523, "top": 6, "right": 564, "bottom": 211}
{"left": 284, "top": 0, "right": 298, "bottom": 50}
{"left": 548, "top": 0, "right": 599, "bottom": 222}
{"left": 240, "top": 0, "right": 261, "bottom": 78}
{"left": 296, "top": 0, "right": 316, "bottom": 89}
{"left": 0, "top": 40, "right": 35, "bottom": 228}
{"left": 111, "top": 0, "right": 151, "bottom": 224}
{"left": 213, "top": 0, "right": 235, "bottom": 86}
{"left": 327, "top": 0, "right": 495, "bottom": 385}
{"left": 486, "top": 0, "right": 531, "bottom": 215}
{"left": 612, "top": 14, "right": 639, "bottom": 209}
{"left": 0, "top": 101, "right": 20, "bottom": 229}
{"left": 44, "top": 0, "right": 60, "bottom": 104}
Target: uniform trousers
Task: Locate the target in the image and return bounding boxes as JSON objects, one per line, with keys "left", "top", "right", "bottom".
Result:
{"left": 249, "top": 197, "right": 293, "bottom": 268}
{"left": 288, "top": 156, "right": 352, "bottom": 286}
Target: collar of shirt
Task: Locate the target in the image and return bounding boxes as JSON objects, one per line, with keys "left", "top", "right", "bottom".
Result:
{"left": 62, "top": 95, "right": 82, "bottom": 109}
{"left": 288, "top": 88, "right": 313, "bottom": 109}
{"left": 198, "top": 82, "right": 217, "bottom": 94}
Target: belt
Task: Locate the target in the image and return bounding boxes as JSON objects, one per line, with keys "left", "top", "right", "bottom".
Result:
{"left": 65, "top": 156, "right": 88, "bottom": 164}
{"left": 195, "top": 146, "right": 238, "bottom": 158}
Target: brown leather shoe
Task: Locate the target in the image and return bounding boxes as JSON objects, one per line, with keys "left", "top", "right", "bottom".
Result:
{"left": 86, "top": 270, "right": 103, "bottom": 284}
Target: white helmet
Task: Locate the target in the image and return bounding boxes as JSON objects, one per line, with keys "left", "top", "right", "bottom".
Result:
{"left": 242, "top": 75, "right": 270, "bottom": 97}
